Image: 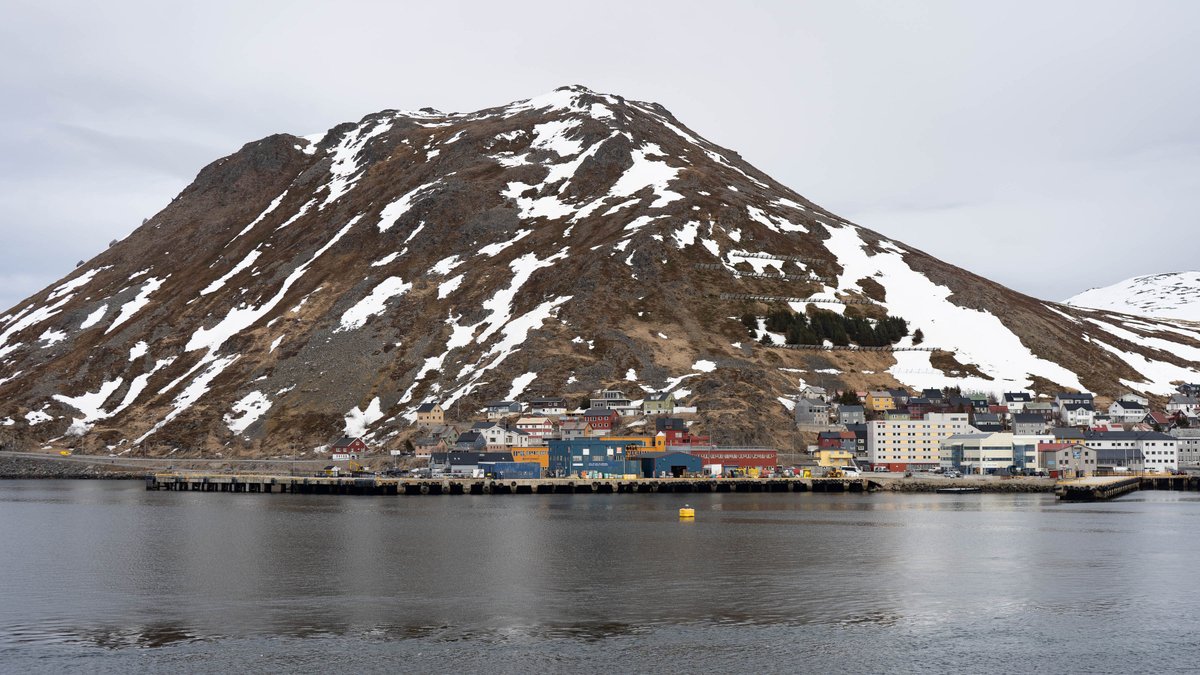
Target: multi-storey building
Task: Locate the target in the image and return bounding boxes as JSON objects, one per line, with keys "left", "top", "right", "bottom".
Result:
{"left": 868, "top": 412, "right": 976, "bottom": 471}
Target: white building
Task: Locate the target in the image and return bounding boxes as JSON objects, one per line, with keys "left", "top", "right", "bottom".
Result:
{"left": 1061, "top": 404, "right": 1096, "bottom": 428}
{"left": 1108, "top": 400, "right": 1147, "bottom": 424}
{"left": 940, "top": 432, "right": 1053, "bottom": 473}
{"left": 869, "top": 412, "right": 976, "bottom": 470}
{"left": 1083, "top": 431, "right": 1177, "bottom": 472}
{"left": 1169, "top": 428, "right": 1200, "bottom": 467}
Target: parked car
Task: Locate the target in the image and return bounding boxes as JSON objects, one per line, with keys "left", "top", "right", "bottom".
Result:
{"left": 873, "top": 466, "right": 889, "bottom": 473}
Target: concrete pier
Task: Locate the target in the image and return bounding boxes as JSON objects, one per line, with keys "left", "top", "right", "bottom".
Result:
{"left": 1055, "top": 474, "right": 1200, "bottom": 501}
{"left": 145, "top": 473, "right": 876, "bottom": 496}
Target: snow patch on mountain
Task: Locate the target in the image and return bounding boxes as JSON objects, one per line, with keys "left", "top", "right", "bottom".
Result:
{"left": 338, "top": 276, "right": 412, "bottom": 331}
{"left": 225, "top": 391, "right": 272, "bottom": 434}
{"left": 1066, "top": 272, "right": 1200, "bottom": 321}
{"left": 821, "top": 224, "right": 1086, "bottom": 393}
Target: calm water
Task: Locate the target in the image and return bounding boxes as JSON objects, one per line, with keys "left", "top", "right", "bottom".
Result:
{"left": 1, "top": 481, "right": 1198, "bottom": 673}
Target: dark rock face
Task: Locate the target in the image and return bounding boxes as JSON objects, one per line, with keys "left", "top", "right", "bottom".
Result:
{"left": 0, "top": 85, "right": 1197, "bottom": 457}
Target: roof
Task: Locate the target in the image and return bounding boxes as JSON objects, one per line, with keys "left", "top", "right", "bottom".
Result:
{"left": 455, "top": 431, "right": 485, "bottom": 443}
{"left": 487, "top": 400, "right": 520, "bottom": 409}
{"left": 646, "top": 392, "right": 673, "bottom": 402}
{"left": 839, "top": 405, "right": 864, "bottom": 413}
{"left": 559, "top": 420, "right": 591, "bottom": 430}
{"left": 1144, "top": 412, "right": 1172, "bottom": 423}
{"left": 528, "top": 397, "right": 566, "bottom": 405}
{"left": 583, "top": 407, "right": 619, "bottom": 417}
{"left": 1052, "top": 428, "right": 1087, "bottom": 439}
{"left": 1112, "top": 400, "right": 1145, "bottom": 410}
{"left": 921, "top": 388, "right": 944, "bottom": 397}
{"left": 415, "top": 402, "right": 440, "bottom": 413}
{"left": 972, "top": 413, "right": 1000, "bottom": 423}
{"left": 1056, "top": 392, "right": 1095, "bottom": 400}
{"left": 1013, "top": 413, "right": 1045, "bottom": 423}
{"left": 1170, "top": 395, "right": 1199, "bottom": 404}
{"left": 332, "top": 435, "right": 362, "bottom": 448}
{"left": 1062, "top": 403, "right": 1094, "bottom": 412}
{"left": 1083, "top": 430, "right": 1176, "bottom": 441}
{"left": 1004, "top": 392, "right": 1033, "bottom": 402}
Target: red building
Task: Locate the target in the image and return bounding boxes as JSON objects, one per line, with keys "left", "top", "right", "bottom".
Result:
{"left": 688, "top": 448, "right": 777, "bottom": 470}
{"left": 582, "top": 408, "right": 620, "bottom": 432}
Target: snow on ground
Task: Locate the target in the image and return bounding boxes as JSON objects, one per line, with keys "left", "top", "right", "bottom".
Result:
{"left": 671, "top": 221, "right": 699, "bottom": 249}
{"left": 746, "top": 206, "right": 806, "bottom": 233}
{"left": 431, "top": 255, "right": 463, "bottom": 275}
{"left": 53, "top": 378, "right": 124, "bottom": 428}
{"left": 1066, "top": 272, "right": 1200, "bottom": 321}
{"left": 136, "top": 217, "right": 360, "bottom": 444}
{"left": 337, "top": 276, "right": 412, "bottom": 331}
{"left": 201, "top": 249, "right": 261, "bottom": 296}
{"left": 106, "top": 277, "right": 166, "bottom": 334}
{"left": 38, "top": 329, "right": 67, "bottom": 346}
{"left": 626, "top": 368, "right": 638, "bottom": 381}
{"left": 129, "top": 341, "right": 148, "bottom": 361}
{"left": 506, "top": 372, "right": 538, "bottom": 401}
{"left": 25, "top": 410, "right": 52, "bottom": 425}
{"left": 224, "top": 391, "right": 272, "bottom": 434}
{"left": 321, "top": 119, "right": 393, "bottom": 207}
{"left": 269, "top": 336, "right": 284, "bottom": 353}
{"left": 778, "top": 396, "right": 796, "bottom": 412}
{"left": 275, "top": 198, "right": 316, "bottom": 231}
{"left": 0, "top": 294, "right": 75, "bottom": 358}
{"left": 607, "top": 143, "right": 682, "bottom": 208}
{"left": 79, "top": 305, "right": 108, "bottom": 330}
{"left": 344, "top": 397, "right": 383, "bottom": 436}
{"left": 377, "top": 180, "right": 440, "bottom": 232}
{"left": 821, "top": 224, "right": 1085, "bottom": 394}
{"left": 370, "top": 252, "right": 400, "bottom": 268}
{"left": 529, "top": 119, "right": 584, "bottom": 156}
{"left": 726, "top": 252, "right": 786, "bottom": 276}
{"left": 232, "top": 190, "right": 288, "bottom": 241}
{"left": 479, "top": 230, "right": 531, "bottom": 257}
{"left": 692, "top": 359, "right": 716, "bottom": 372}
{"left": 47, "top": 266, "right": 106, "bottom": 301}
{"left": 189, "top": 217, "right": 359, "bottom": 354}
{"left": 435, "top": 273, "right": 464, "bottom": 299}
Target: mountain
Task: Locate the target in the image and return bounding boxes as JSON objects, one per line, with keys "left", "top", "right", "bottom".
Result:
{"left": 2, "top": 86, "right": 1199, "bottom": 456}
{"left": 1066, "top": 272, "right": 1200, "bottom": 322}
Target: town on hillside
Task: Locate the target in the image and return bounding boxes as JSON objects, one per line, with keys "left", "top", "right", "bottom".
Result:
{"left": 322, "top": 383, "right": 1200, "bottom": 480}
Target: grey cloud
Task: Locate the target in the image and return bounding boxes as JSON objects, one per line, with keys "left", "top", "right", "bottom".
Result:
{"left": 1, "top": 0, "right": 1198, "bottom": 313}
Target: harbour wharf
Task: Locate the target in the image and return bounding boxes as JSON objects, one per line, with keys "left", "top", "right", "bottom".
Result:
{"left": 1055, "top": 474, "right": 1200, "bottom": 501}
{"left": 145, "top": 473, "right": 875, "bottom": 496}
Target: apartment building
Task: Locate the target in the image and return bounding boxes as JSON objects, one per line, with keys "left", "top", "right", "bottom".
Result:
{"left": 868, "top": 412, "right": 976, "bottom": 471}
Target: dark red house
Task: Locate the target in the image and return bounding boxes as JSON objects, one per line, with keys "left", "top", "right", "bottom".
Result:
{"left": 582, "top": 408, "right": 620, "bottom": 432}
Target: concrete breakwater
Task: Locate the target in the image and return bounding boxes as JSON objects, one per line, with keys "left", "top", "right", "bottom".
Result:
{"left": 874, "top": 477, "right": 1056, "bottom": 493}
{"left": 0, "top": 454, "right": 143, "bottom": 480}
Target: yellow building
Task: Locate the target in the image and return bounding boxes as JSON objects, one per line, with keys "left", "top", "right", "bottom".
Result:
{"left": 511, "top": 447, "right": 549, "bottom": 469}
{"left": 416, "top": 402, "right": 445, "bottom": 427}
{"left": 816, "top": 450, "right": 855, "bottom": 468}
{"left": 865, "top": 390, "right": 896, "bottom": 412}
{"left": 599, "top": 435, "right": 665, "bottom": 457}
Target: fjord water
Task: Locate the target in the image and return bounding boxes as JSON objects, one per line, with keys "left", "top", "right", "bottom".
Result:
{"left": 1, "top": 481, "right": 1198, "bottom": 673}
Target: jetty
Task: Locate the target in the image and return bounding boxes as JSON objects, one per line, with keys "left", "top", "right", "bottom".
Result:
{"left": 1055, "top": 474, "right": 1200, "bottom": 501}
{"left": 145, "top": 472, "right": 875, "bottom": 496}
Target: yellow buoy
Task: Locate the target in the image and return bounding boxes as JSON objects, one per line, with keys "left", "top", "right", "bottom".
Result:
{"left": 679, "top": 506, "right": 695, "bottom": 519}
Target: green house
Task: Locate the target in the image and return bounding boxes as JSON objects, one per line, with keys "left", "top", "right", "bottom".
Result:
{"left": 643, "top": 391, "right": 675, "bottom": 415}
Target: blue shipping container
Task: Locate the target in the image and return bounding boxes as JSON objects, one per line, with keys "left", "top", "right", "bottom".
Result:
{"left": 479, "top": 461, "right": 542, "bottom": 479}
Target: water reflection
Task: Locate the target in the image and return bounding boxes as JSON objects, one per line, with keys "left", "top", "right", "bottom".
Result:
{"left": 0, "top": 481, "right": 1198, "bottom": 671}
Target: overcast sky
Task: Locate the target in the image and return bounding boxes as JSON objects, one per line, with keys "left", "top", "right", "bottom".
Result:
{"left": 2, "top": 0, "right": 1197, "bottom": 312}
